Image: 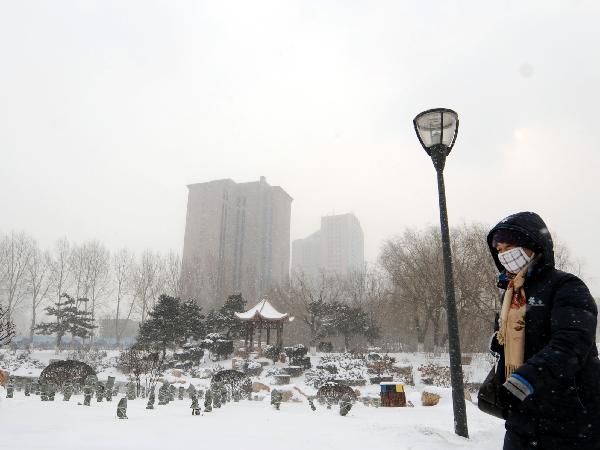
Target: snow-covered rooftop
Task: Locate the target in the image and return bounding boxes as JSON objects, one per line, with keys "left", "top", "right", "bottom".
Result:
{"left": 234, "top": 299, "right": 291, "bottom": 322}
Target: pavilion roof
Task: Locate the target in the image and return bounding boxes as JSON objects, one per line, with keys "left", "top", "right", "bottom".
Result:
{"left": 234, "top": 299, "right": 291, "bottom": 322}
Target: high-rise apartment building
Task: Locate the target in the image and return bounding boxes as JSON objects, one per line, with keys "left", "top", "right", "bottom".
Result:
{"left": 182, "top": 177, "right": 292, "bottom": 309}
{"left": 291, "top": 213, "right": 364, "bottom": 278}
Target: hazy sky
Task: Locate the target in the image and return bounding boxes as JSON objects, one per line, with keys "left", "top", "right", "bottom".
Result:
{"left": 1, "top": 1, "right": 599, "bottom": 293}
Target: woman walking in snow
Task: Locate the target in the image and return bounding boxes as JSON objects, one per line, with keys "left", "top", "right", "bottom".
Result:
{"left": 487, "top": 212, "right": 600, "bottom": 449}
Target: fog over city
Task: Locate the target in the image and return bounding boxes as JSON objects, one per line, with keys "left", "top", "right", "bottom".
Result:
{"left": 1, "top": 0, "right": 599, "bottom": 292}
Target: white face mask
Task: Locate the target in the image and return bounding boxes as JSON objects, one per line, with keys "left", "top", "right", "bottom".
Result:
{"left": 498, "top": 247, "right": 531, "bottom": 274}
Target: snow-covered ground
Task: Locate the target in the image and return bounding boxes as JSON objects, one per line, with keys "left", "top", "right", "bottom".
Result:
{"left": 0, "top": 349, "right": 505, "bottom": 449}
{"left": 1, "top": 389, "right": 504, "bottom": 450}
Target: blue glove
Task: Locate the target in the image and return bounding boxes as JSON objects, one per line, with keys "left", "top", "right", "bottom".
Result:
{"left": 503, "top": 374, "right": 533, "bottom": 401}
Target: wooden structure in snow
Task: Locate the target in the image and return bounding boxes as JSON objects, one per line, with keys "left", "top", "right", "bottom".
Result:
{"left": 380, "top": 382, "right": 407, "bottom": 407}
{"left": 234, "top": 299, "right": 293, "bottom": 350}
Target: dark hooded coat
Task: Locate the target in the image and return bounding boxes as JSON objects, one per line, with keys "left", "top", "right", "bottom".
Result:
{"left": 487, "top": 212, "right": 600, "bottom": 449}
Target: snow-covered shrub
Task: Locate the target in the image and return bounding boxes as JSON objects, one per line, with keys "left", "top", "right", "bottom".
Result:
{"left": 211, "top": 369, "right": 252, "bottom": 398}
{"left": 389, "top": 366, "right": 414, "bottom": 385}
{"left": 367, "top": 352, "right": 382, "bottom": 361}
{"left": 39, "top": 360, "right": 96, "bottom": 389}
{"left": 265, "top": 366, "right": 286, "bottom": 377}
{"left": 291, "top": 356, "right": 311, "bottom": 369}
{"left": 201, "top": 334, "right": 234, "bottom": 361}
{"left": 318, "top": 341, "right": 333, "bottom": 353}
{"left": 304, "top": 368, "right": 336, "bottom": 388}
{"left": 312, "top": 353, "right": 369, "bottom": 386}
{"left": 319, "top": 353, "right": 367, "bottom": 371}
{"left": 170, "top": 344, "right": 204, "bottom": 370}
{"left": 418, "top": 362, "right": 473, "bottom": 388}
{"left": 283, "top": 344, "right": 308, "bottom": 360}
{"left": 367, "top": 354, "right": 397, "bottom": 376}
{"left": 263, "top": 345, "right": 282, "bottom": 362}
{"left": 316, "top": 361, "right": 338, "bottom": 374}
{"left": 316, "top": 382, "right": 358, "bottom": 404}
{"left": 0, "top": 351, "right": 45, "bottom": 372}
{"left": 243, "top": 360, "right": 263, "bottom": 376}
{"left": 418, "top": 364, "right": 451, "bottom": 387}
{"left": 367, "top": 353, "right": 395, "bottom": 363}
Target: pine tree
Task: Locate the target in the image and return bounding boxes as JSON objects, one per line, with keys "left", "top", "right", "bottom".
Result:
{"left": 137, "top": 295, "right": 206, "bottom": 355}
{"left": 329, "top": 302, "right": 373, "bottom": 350}
{"left": 0, "top": 305, "right": 15, "bottom": 347}
{"left": 180, "top": 299, "right": 206, "bottom": 341}
{"left": 205, "top": 294, "right": 246, "bottom": 339}
{"left": 304, "top": 299, "right": 336, "bottom": 346}
{"left": 137, "top": 295, "right": 180, "bottom": 355}
{"left": 35, "top": 293, "right": 95, "bottom": 349}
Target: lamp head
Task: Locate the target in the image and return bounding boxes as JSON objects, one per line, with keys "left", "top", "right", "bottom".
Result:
{"left": 413, "top": 108, "right": 459, "bottom": 156}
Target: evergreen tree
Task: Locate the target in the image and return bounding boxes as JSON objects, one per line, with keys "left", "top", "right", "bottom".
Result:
{"left": 180, "top": 299, "right": 206, "bottom": 341}
{"left": 137, "top": 295, "right": 181, "bottom": 355}
{"left": 329, "top": 302, "right": 370, "bottom": 350}
{"left": 35, "top": 293, "right": 95, "bottom": 349}
{"left": 205, "top": 294, "right": 246, "bottom": 339}
{"left": 304, "top": 299, "right": 336, "bottom": 345}
{"left": 136, "top": 295, "right": 206, "bottom": 355}
{"left": 0, "top": 305, "right": 15, "bottom": 347}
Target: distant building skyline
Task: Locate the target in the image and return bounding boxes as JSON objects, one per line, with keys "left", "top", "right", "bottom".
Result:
{"left": 292, "top": 213, "right": 365, "bottom": 279}
{"left": 181, "top": 177, "right": 292, "bottom": 309}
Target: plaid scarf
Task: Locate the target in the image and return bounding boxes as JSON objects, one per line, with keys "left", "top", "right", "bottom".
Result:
{"left": 497, "top": 261, "right": 531, "bottom": 379}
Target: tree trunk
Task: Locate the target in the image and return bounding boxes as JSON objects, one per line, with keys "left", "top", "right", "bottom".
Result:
{"left": 416, "top": 315, "right": 430, "bottom": 351}
{"left": 55, "top": 333, "right": 63, "bottom": 354}
{"left": 115, "top": 285, "right": 121, "bottom": 347}
{"left": 29, "top": 304, "right": 36, "bottom": 343}
{"left": 432, "top": 310, "right": 446, "bottom": 351}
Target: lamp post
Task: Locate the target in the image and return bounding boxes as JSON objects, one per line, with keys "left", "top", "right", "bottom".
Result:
{"left": 413, "top": 108, "right": 469, "bottom": 438}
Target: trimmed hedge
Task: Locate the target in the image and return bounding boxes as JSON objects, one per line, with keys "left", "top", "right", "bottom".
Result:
{"left": 39, "top": 360, "right": 96, "bottom": 389}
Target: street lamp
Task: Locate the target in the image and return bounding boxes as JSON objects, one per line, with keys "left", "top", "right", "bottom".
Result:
{"left": 413, "top": 108, "right": 469, "bottom": 438}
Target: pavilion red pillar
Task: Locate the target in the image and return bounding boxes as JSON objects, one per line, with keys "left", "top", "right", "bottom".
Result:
{"left": 277, "top": 323, "right": 283, "bottom": 348}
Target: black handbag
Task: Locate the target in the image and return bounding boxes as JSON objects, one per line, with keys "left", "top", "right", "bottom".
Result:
{"left": 477, "top": 364, "right": 506, "bottom": 419}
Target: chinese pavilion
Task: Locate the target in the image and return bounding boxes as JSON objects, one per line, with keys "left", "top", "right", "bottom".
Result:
{"left": 234, "top": 299, "right": 293, "bottom": 350}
